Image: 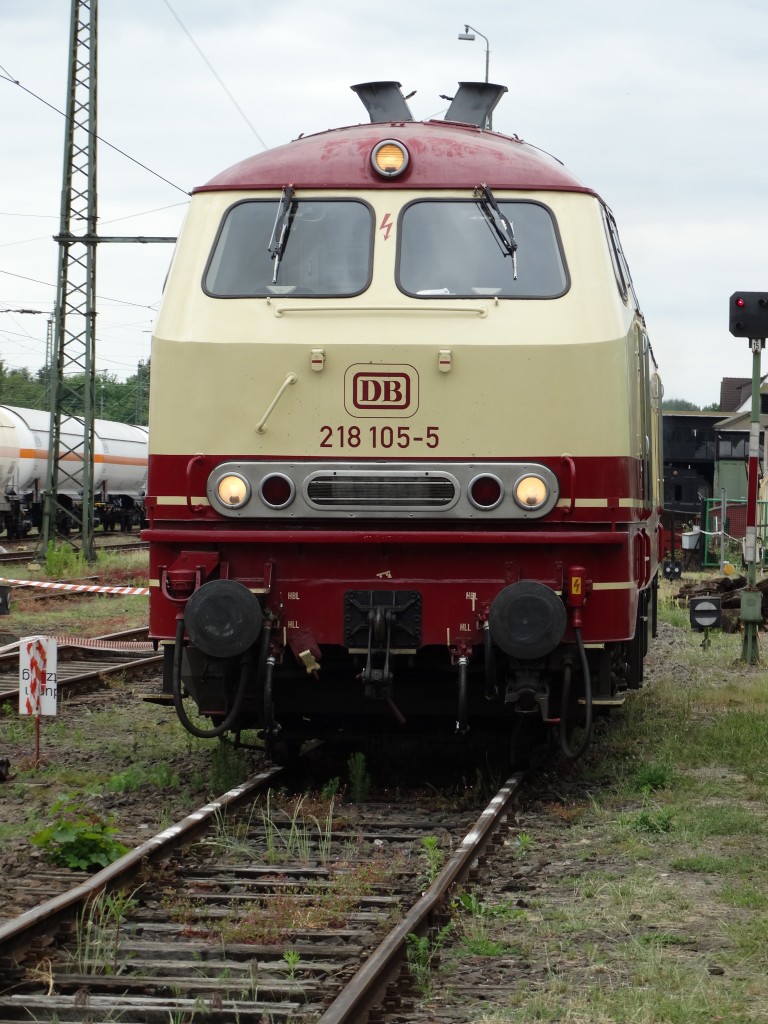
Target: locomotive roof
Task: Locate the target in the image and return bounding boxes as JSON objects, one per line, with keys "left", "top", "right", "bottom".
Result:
{"left": 194, "top": 120, "right": 594, "bottom": 195}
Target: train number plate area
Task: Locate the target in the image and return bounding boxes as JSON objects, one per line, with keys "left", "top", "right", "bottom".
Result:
{"left": 344, "top": 591, "right": 422, "bottom": 652}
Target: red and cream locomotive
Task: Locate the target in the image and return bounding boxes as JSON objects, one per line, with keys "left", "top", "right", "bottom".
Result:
{"left": 145, "top": 81, "right": 662, "bottom": 760}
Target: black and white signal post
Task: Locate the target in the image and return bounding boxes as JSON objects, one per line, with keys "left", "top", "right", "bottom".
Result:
{"left": 728, "top": 292, "right": 768, "bottom": 663}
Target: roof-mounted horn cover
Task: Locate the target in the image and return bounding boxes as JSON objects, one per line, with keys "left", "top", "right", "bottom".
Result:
{"left": 444, "top": 82, "right": 508, "bottom": 128}
{"left": 351, "top": 81, "right": 414, "bottom": 123}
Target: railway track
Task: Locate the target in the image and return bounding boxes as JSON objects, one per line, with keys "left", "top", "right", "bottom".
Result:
{"left": 0, "top": 771, "right": 523, "bottom": 1022}
{"left": 0, "top": 628, "right": 161, "bottom": 706}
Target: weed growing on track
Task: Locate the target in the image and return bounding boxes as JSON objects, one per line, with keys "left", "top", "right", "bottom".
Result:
{"left": 347, "top": 750, "right": 372, "bottom": 802}
{"left": 73, "top": 887, "right": 140, "bottom": 975}
{"left": 30, "top": 798, "right": 129, "bottom": 870}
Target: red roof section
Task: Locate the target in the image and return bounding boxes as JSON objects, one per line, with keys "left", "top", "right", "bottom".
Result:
{"left": 194, "top": 120, "right": 593, "bottom": 194}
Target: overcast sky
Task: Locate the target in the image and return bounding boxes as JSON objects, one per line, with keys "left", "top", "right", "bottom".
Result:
{"left": 1, "top": 0, "right": 766, "bottom": 406}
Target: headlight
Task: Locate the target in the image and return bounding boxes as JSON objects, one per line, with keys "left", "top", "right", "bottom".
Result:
{"left": 371, "top": 139, "right": 410, "bottom": 177}
{"left": 216, "top": 473, "right": 250, "bottom": 509}
{"left": 513, "top": 474, "right": 549, "bottom": 510}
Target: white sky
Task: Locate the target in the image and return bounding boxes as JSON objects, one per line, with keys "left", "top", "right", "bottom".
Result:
{"left": 1, "top": 0, "right": 766, "bottom": 405}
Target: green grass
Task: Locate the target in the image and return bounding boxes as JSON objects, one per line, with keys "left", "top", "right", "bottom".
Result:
{"left": 430, "top": 615, "right": 768, "bottom": 1024}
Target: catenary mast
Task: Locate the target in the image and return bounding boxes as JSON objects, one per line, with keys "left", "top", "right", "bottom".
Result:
{"left": 41, "top": 0, "right": 99, "bottom": 561}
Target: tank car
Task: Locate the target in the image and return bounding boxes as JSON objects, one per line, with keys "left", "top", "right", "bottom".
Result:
{"left": 145, "top": 81, "right": 663, "bottom": 760}
{"left": 0, "top": 405, "right": 148, "bottom": 537}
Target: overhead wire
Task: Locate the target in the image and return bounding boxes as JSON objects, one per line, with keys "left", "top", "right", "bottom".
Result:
{"left": 0, "top": 63, "right": 189, "bottom": 196}
{"left": 0, "top": 267, "right": 159, "bottom": 311}
{"left": 160, "top": 0, "right": 268, "bottom": 151}
{"left": 1, "top": 2, "right": 269, "bottom": 374}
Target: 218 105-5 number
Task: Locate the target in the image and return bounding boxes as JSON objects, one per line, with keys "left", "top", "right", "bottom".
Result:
{"left": 319, "top": 425, "right": 439, "bottom": 449}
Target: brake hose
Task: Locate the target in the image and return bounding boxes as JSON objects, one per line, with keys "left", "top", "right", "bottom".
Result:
{"left": 172, "top": 617, "right": 252, "bottom": 739}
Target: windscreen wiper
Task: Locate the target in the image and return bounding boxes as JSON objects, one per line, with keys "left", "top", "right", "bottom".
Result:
{"left": 267, "top": 184, "right": 296, "bottom": 284}
{"left": 476, "top": 183, "right": 518, "bottom": 279}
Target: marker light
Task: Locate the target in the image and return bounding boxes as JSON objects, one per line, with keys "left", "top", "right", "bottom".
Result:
{"left": 468, "top": 474, "right": 503, "bottom": 510}
{"left": 260, "top": 473, "right": 295, "bottom": 510}
{"left": 514, "top": 474, "right": 549, "bottom": 510}
{"left": 216, "top": 473, "right": 250, "bottom": 508}
{"left": 371, "top": 140, "right": 410, "bottom": 178}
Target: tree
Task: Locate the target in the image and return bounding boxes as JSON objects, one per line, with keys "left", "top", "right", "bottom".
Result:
{"left": 0, "top": 362, "right": 149, "bottom": 424}
{"left": 662, "top": 398, "right": 702, "bottom": 412}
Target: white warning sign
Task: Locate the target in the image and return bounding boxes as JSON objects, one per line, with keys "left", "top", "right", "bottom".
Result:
{"left": 19, "top": 636, "right": 58, "bottom": 717}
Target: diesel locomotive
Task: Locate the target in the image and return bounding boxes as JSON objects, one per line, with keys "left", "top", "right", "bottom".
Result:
{"left": 145, "top": 81, "right": 663, "bottom": 760}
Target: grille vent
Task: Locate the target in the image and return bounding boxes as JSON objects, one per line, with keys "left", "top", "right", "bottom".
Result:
{"left": 306, "top": 472, "right": 457, "bottom": 509}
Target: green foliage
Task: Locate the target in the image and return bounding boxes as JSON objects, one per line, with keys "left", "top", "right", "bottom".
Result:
{"left": 44, "top": 541, "right": 87, "bottom": 578}
{"left": 632, "top": 761, "right": 676, "bottom": 793}
{"left": 405, "top": 922, "right": 454, "bottom": 996}
{"left": 281, "top": 948, "right": 302, "bottom": 980}
{"left": 661, "top": 398, "right": 704, "bottom": 411}
{"left": 623, "top": 802, "right": 675, "bottom": 835}
{"left": 321, "top": 776, "right": 341, "bottom": 799}
{"left": 420, "top": 835, "right": 444, "bottom": 885}
{"left": 30, "top": 799, "right": 130, "bottom": 871}
{"left": 347, "top": 751, "right": 371, "bottom": 802}
{"left": 0, "top": 361, "right": 149, "bottom": 425}
{"left": 208, "top": 741, "right": 248, "bottom": 795}
{"left": 514, "top": 831, "right": 533, "bottom": 859}
{"left": 106, "top": 761, "right": 179, "bottom": 794}
{"left": 74, "top": 888, "right": 140, "bottom": 975}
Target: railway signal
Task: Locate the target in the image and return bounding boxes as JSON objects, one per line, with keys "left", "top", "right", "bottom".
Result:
{"left": 729, "top": 292, "right": 768, "bottom": 339}
{"left": 689, "top": 596, "right": 721, "bottom": 649}
{"left": 728, "top": 292, "right": 766, "bottom": 663}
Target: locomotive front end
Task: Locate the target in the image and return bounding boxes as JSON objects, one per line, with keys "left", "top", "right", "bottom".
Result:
{"left": 145, "top": 83, "right": 661, "bottom": 759}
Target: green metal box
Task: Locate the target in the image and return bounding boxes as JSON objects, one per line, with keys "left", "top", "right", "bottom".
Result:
{"left": 740, "top": 589, "right": 764, "bottom": 624}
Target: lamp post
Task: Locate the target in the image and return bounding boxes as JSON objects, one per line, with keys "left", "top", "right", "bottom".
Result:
{"left": 458, "top": 24, "right": 492, "bottom": 126}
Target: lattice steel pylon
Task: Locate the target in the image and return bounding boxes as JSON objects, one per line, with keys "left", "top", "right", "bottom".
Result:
{"left": 40, "top": 0, "right": 99, "bottom": 561}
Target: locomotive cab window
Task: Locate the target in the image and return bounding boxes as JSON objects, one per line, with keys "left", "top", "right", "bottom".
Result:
{"left": 397, "top": 199, "right": 568, "bottom": 299}
{"left": 204, "top": 198, "right": 373, "bottom": 297}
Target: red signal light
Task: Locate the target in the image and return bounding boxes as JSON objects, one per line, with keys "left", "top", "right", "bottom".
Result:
{"left": 736, "top": 297, "right": 746, "bottom": 308}
{"left": 260, "top": 473, "right": 295, "bottom": 509}
{"left": 468, "top": 474, "right": 503, "bottom": 510}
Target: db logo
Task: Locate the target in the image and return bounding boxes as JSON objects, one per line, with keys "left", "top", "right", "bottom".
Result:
{"left": 344, "top": 364, "right": 418, "bottom": 418}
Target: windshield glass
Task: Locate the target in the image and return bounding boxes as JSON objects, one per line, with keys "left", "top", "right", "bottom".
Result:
{"left": 397, "top": 199, "right": 567, "bottom": 298}
{"left": 204, "top": 199, "right": 373, "bottom": 297}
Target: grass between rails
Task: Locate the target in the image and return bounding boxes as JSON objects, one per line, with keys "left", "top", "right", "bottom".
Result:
{"left": 436, "top": 592, "right": 768, "bottom": 1023}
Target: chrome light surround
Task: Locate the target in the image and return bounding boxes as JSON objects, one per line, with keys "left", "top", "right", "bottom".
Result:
{"left": 467, "top": 473, "right": 504, "bottom": 511}
{"left": 259, "top": 472, "right": 296, "bottom": 510}
{"left": 207, "top": 461, "right": 559, "bottom": 519}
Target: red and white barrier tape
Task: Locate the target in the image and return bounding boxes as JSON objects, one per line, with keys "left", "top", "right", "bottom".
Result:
{"left": 0, "top": 576, "right": 149, "bottom": 596}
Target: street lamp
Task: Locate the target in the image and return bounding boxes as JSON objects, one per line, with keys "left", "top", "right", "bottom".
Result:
{"left": 458, "top": 24, "right": 492, "bottom": 126}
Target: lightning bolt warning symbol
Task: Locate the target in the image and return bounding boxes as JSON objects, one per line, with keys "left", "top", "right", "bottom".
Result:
{"left": 379, "top": 212, "right": 393, "bottom": 241}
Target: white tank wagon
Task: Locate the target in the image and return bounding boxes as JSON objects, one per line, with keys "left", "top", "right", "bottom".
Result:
{"left": 0, "top": 405, "right": 148, "bottom": 537}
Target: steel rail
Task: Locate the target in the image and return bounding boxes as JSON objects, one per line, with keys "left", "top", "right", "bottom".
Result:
{"left": 0, "top": 628, "right": 160, "bottom": 704}
{"left": 0, "top": 766, "right": 284, "bottom": 963}
{"left": 317, "top": 772, "right": 523, "bottom": 1023}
